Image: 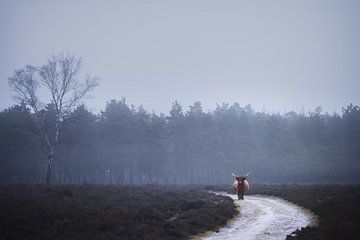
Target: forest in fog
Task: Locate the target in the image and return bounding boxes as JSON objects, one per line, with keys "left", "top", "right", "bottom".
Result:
{"left": 0, "top": 100, "right": 359, "bottom": 185}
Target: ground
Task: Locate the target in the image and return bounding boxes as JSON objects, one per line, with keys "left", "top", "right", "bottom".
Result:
{"left": 209, "top": 184, "right": 360, "bottom": 240}
{"left": 1, "top": 184, "right": 359, "bottom": 240}
{"left": 0, "top": 185, "right": 236, "bottom": 240}
{"left": 253, "top": 185, "right": 360, "bottom": 240}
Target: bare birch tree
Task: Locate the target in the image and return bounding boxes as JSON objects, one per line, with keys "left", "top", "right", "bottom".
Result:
{"left": 8, "top": 53, "right": 98, "bottom": 184}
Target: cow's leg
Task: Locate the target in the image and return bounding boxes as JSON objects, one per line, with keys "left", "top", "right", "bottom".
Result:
{"left": 238, "top": 184, "right": 244, "bottom": 200}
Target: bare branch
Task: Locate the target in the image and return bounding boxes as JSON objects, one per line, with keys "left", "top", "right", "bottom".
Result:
{"left": 62, "top": 75, "right": 99, "bottom": 118}
{"left": 38, "top": 53, "right": 98, "bottom": 120}
{"left": 8, "top": 65, "right": 40, "bottom": 113}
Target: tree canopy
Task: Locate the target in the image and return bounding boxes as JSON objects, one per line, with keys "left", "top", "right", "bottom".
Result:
{"left": 1, "top": 100, "right": 359, "bottom": 184}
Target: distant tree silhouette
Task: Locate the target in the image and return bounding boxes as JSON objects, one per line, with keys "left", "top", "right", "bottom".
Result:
{"left": 1, "top": 97, "right": 359, "bottom": 183}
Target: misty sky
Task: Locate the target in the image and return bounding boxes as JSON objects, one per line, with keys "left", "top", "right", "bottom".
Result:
{"left": 1, "top": 0, "right": 359, "bottom": 115}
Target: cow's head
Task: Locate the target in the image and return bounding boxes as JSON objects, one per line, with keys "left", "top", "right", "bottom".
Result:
{"left": 232, "top": 172, "right": 251, "bottom": 184}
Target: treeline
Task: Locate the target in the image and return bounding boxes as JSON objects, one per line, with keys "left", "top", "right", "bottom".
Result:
{"left": 0, "top": 100, "right": 359, "bottom": 184}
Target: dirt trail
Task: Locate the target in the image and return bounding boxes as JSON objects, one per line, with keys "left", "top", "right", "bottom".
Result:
{"left": 200, "top": 193, "right": 317, "bottom": 240}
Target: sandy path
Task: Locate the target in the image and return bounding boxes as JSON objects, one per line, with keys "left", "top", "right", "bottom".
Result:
{"left": 200, "top": 193, "right": 317, "bottom": 240}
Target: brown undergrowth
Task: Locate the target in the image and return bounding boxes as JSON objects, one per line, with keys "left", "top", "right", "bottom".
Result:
{"left": 2, "top": 184, "right": 358, "bottom": 240}
{"left": 0, "top": 185, "right": 237, "bottom": 240}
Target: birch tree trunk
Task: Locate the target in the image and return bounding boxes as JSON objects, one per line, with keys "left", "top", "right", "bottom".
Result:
{"left": 45, "top": 146, "right": 55, "bottom": 185}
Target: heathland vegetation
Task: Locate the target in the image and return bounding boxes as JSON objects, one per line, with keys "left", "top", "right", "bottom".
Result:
{"left": 0, "top": 185, "right": 236, "bottom": 240}
{"left": 1, "top": 184, "right": 359, "bottom": 240}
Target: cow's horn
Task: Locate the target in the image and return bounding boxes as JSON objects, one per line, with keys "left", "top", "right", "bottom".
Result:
{"left": 245, "top": 171, "right": 251, "bottom": 177}
{"left": 231, "top": 173, "right": 237, "bottom": 177}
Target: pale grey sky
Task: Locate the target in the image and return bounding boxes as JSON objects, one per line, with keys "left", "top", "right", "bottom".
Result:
{"left": 1, "top": 0, "right": 359, "bottom": 115}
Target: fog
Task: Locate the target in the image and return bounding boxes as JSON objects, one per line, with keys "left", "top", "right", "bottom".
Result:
{"left": 1, "top": 100, "right": 360, "bottom": 184}
{"left": 0, "top": 1, "right": 360, "bottom": 185}
{"left": 1, "top": 0, "right": 360, "bottom": 114}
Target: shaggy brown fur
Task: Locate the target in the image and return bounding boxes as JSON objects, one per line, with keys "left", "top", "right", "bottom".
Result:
{"left": 232, "top": 176, "right": 250, "bottom": 200}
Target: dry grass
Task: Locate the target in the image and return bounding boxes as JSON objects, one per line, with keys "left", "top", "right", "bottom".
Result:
{"left": 0, "top": 185, "right": 237, "bottom": 240}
